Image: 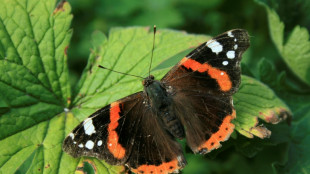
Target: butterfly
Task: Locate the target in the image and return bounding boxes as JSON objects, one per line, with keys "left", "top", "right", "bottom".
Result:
{"left": 63, "top": 29, "right": 250, "bottom": 174}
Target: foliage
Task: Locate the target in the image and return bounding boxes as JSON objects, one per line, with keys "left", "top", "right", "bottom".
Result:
{"left": 0, "top": 0, "right": 309, "bottom": 174}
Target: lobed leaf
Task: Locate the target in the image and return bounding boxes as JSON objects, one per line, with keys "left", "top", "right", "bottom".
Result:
{"left": 0, "top": 0, "right": 72, "bottom": 173}
{"left": 254, "top": 1, "right": 310, "bottom": 173}
{"left": 233, "top": 75, "right": 291, "bottom": 139}
{"left": 257, "top": 0, "right": 310, "bottom": 86}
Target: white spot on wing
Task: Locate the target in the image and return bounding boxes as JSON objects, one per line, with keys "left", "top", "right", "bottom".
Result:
{"left": 222, "top": 61, "right": 228, "bottom": 66}
{"left": 177, "top": 155, "right": 183, "bottom": 162}
{"left": 228, "top": 31, "right": 234, "bottom": 37}
{"left": 220, "top": 72, "right": 224, "bottom": 75}
{"left": 226, "top": 51, "right": 235, "bottom": 59}
{"left": 206, "top": 40, "right": 223, "bottom": 54}
{"left": 85, "top": 140, "right": 95, "bottom": 149}
{"left": 73, "top": 141, "right": 77, "bottom": 144}
{"left": 234, "top": 44, "right": 238, "bottom": 50}
{"left": 109, "top": 143, "right": 112, "bottom": 147}
{"left": 78, "top": 144, "right": 84, "bottom": 148}
{"left": 234, "top": 38, "right": 237, "bottom": 42}
{"left": 69, "top": 133, "right": 74, "bottom": 140}
{"left": 84, "top": 118, "right": 96, "bottom": 136}
{"left": 97, "top": 140, "right": 103, "bottom": 146}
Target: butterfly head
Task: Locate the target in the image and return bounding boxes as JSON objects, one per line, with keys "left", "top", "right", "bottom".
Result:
{"left": 142, "top": 75, "right": 155, "bottom": 87}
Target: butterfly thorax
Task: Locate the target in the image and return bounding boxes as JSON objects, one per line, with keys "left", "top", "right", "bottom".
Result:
{"left": 143, "top": 75, "right": 185, "bottom": 139}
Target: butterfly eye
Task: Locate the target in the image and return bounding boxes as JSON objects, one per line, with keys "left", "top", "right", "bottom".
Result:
{"left": 150, "top": 75, "right": 154, "bottom": 80}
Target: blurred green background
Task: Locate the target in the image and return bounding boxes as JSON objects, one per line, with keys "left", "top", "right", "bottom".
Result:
{"left": 64, "top": 0, "right": 310, "bottom": 173}
{"left": 66, "top": 0, "right": 309, "bottom": 86}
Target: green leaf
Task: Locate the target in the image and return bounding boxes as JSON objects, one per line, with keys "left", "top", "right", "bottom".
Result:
{"left": 258, "top": 58, "right": 287, "bottom": 90}
{"left": 257, "top": 1, "right": 310, "bottom": 86}
{"left": 91, "top": 30, "right": 107, "bottom": 49}
{"left": 73, "top": 27, "right": 208, "bottom": 109}
{"left": 233, "top": 75, "right": 291, "bottom": 139}
{"left": 266, "top": 7, "right": 284, "bottom": 53}
{"left": 273, "top": 105, "right": 310, "bottom": 173}
{"left": 0, "top": 0, "right": 72, "bottom": 173}
{"left": 252, "top": 3, "right": 310, "bottom": 171}
{"left": 282, "top": 26, "right": 310, "bottom": 85}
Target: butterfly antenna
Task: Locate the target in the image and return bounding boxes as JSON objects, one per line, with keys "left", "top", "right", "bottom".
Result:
{"left": 98, "top": 65, "right": 144, "bottom": 79}
{"left": 148, "top": 25, "right": 156, "bottom": 77}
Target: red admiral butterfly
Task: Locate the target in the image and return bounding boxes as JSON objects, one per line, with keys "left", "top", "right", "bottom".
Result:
{"left": 63, "top": 29, "right": 250, "bottom": 174}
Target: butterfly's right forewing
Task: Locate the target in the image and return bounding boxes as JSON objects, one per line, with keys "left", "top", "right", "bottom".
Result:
{"left": 161, "top": 29, "right": 250, "bottom": 154}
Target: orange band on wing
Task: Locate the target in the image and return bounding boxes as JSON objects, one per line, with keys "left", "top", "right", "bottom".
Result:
{"left": 131, "top": 159, "right": 180, "bottom": 174}
{"left": 107, "top": 102, "right": 126, "bottom": 159}
{"left": 198, "top": 110, "right": 236, "bottom": 152}
{"left": 180, "top": 57, "right": 232, "bottom": 92}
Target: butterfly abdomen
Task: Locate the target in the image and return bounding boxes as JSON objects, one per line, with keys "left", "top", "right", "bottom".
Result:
{"left": 162, "top": 111, "right": 185, "bottom": 139}
{"left": 144, "top": 79, "right": 185, "bottom": 139}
